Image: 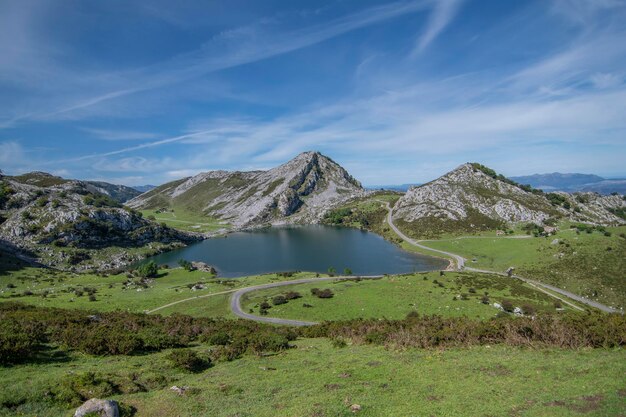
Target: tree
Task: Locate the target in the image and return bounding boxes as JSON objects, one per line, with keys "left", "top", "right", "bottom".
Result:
{"left": 137, "top": 261, "right": 158, "bottom": 278}
{"left": 327, "top": 266, "right": 336, "bottom": 276}
{"left": 343, "top": 268, "right": 352, "bottom": 276}
{"left": 178, "top": 259, "right": 194, "bottom": 271}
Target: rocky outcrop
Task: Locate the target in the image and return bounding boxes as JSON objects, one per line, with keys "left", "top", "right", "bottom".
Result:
{"left": 393, "top": 163, "right": 624, "bottom": 236}
{"left": 74, "top": 398, "right": 119, "bottom": 417}
{"left": 0, "top": 174, "right": 198, "bottom": 270}
{"left": 128, "top": 151, "right": 365, "bottom": 227}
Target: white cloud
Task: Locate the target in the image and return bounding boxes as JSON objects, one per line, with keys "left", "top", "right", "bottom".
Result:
{"left": 411, "top": 0, "right": 464, "bottom": 55}
{"left": 81, "top": 128, "right": 158, "bottom": 141}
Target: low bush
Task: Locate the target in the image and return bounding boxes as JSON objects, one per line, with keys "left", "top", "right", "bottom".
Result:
{"left": 166, "top": 349, "right": 211, "bottom": 373}
{"left": 272, "top": 295, "right": 287, "bottom": 305}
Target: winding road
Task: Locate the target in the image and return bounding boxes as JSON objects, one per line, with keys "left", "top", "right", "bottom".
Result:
{"left": 230, "top": 276, "right": 384, "bottom": 326}
{"left": 147, "top": 202, "right": 620, "bottom": 323}
{"left": 382, "top": 201, "right": 619, "bottom": 314}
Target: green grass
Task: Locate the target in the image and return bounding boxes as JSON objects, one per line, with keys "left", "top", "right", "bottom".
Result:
{"left": 140, "top": 209, "right": 228, "bottom": 233}
{"left": 1, "top": 338, "right": 624, "bottom": 416}
{"left": 0, "top": 267, "right": 325, "bottom": 315}
{"left": 241, "top": 272, "right": 565, "bottom": 321}
{"left": 420, "top": 225, "right": 626, "bottom": 309}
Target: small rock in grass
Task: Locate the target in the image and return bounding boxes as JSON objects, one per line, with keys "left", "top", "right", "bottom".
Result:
{"left": 74, "top": 398, "right": 119, "bottom": 417}
{"left": 350, "top": 404, "right": 362, "bottom": 413}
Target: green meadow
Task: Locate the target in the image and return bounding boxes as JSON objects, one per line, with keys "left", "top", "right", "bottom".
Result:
{"left": 1, "top": 338, "right": 624, "bottom": 417}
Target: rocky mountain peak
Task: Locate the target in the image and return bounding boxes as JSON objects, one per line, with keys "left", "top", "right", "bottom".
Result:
{"left": 128, "top": 151, "right": 365, "bottom": 227}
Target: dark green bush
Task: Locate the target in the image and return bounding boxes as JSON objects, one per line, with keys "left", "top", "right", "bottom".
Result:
{"left": 136, "top": 261, "right": 158, "bottom": 278}
{"left": 272, "top": 295, "right": 287, "bottom": 305}
{"left": 166, "top": 349, "right": 211, "bottom": 373}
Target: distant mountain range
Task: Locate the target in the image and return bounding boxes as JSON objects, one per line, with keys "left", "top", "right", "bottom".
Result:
{"left": 366, "top": 184, "right": 420, "bottom": 192}
{"left": 132, "top": 184, "right": 156, "bottom": 193}
{"left": 510, "top": 173, "right": 626, "bottom": 195}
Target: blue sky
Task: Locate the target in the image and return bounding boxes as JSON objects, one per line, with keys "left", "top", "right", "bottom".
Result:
{"left": 1, "top": 0, "right": 625, "bottom": 187}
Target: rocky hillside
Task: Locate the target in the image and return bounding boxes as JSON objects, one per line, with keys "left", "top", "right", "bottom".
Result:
{"left": 83, "top": 181, "right": 142, "bottom": 203}
{"left": 128, "top": 151, "right": 365, "bottom": 227}
{"left": 0, "top": 172, "right": 197, "bottom": 271}
{"left": 8, "top": 172, "right": 142, "bottom": 203}
{"left": 393, "top": 163, "right": 625, "bottom": 238}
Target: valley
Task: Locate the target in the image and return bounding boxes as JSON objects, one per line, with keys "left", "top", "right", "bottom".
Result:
{"left": 1, "top": 152, "right": 624, "bottom": 417}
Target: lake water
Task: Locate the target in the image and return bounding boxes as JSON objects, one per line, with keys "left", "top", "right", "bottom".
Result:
{"left": 146, "top": 225, "right": 448, "bottom": 277}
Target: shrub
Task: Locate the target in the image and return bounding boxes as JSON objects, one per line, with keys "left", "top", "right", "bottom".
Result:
{"left": 178, "top": 259, "right": 194, "bottom": 271}
{"left": 284, "top": 291, "right": 301, "bottom": 300}
{"left": 521, "top": 304, "right": 536, "bottom": 316}
{"left": 166, "top": 349, "right": 211, "bottom": 373}
{"left": 468, "top": 287, "right": 476, "bottom": 294}
{"left": 137, "top": 261, "right": 158, "bottom": 278}
{"left": 88, "top": 294, "right": 97, "bottom": 302}
{"left": 259, "top": 301, "right": 271, "bottom": 310}
{"left": 343, "top": 268, "right": 352, "bottom": 275}
{"left": 0, "top": 319, "right": 45, "bottom": 365}
{"left": 272, "top": 295, "right": 287, "bottom": 306}
{"left": 316, "top": 289, "right": 334, "bottom": 299}
{"left": 554, "top": 300, "right": 563, "bottom": 309}
{"left": 480, "top": 295, "right": 490, "bottom": 304}
{"left": 331, "top": 337, "right": 347, "bottom": 348}
{"left": 501, "top": 299, "right": 514, "bottom": 312}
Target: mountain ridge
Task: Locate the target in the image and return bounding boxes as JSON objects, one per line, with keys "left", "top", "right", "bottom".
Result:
{"left": 128, "top": 151, "right": 365, "bottom": 227}
{"left": 392, "top": 163, "right": 625, "bottom": 238}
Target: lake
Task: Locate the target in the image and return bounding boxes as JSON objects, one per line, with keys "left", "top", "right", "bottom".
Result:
{"left": 146, "top": 225, "right": 448, "bottom": 277}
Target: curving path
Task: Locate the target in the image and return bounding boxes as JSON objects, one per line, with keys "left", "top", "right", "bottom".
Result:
{"left": 230, "top": 276, "right": 384, "bottom": 326}
{"left": 382, "top": 202, "right": 620, "bottom": 314}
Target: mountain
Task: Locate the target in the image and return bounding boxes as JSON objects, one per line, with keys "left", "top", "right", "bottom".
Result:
{"left": 132, "top": 184, "right": 156, "bottom": 193}
{"left": 128, "top": 151, "right": 365, "bottom": 227}
{"left": 0, "top": 171, "right": 197, "bottom": 271}
{"left": 510, "top": 173, "right": 626, "bottom": 195}
{"left": 8, "top": 172, "right": 143, "bottom": 203}
{"left": 83, "top": 181, "right": 142, "bottom": 203}
{"left": 366, "top": 184, "right": 420, "bottom": 192}
{"left": 392, "top": 163, "right": 625, "bottom": 238}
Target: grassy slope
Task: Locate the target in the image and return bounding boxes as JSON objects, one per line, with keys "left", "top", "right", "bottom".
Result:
{"left": 0, "top": 266, "right": 321, "bottom": 316}
{"left": 140, "top": 209, "right": 228, "bottom": 233}
{"left": 1, "top": 338, "right": 624, "bottom": 417}
{"left": 241, "top": 272, "right": 564, "bottom": 321}
{"left": 421, "top": 226, "right": 626, "bottom": 309}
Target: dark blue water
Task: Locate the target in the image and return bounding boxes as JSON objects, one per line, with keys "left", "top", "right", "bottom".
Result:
{"left": 146, "top": 225, "right": 447, "bottom": 277}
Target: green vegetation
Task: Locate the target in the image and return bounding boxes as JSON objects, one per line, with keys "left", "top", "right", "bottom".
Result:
{"left": 140, "top": 208, "right": 227, "bottom": 233}
{"left": 241, "top": 272, "right": 564, "bottom": 321}
{"left": 322, "top": 192, "right": 401, "bottom": 235}
{"left": 1, "top": 308, "right": 625, "bottom": 416}
{"left": 83, "top": 193, "right": 122, "bottom": 208}
{"left": 420, "top": 225, "right": 626, "bottom": 309}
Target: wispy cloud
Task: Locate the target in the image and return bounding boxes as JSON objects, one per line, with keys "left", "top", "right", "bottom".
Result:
{"left": 1, "top": 0, "right": 432, "bottom": 127}
{"left": 411, "top": 0, "right": 464, "bottom": 56}
{"left": 81, "top": 128, "right": 158, "bottom": 141}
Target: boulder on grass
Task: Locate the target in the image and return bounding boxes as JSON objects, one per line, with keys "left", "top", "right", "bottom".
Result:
{"left": 74, "top": 398, "right": 119, "bottom": 417}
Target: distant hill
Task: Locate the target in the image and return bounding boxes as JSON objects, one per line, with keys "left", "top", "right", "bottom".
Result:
{"left": 128, "top": 151, "right": 365, "bottom": 227}
{"left": 7, "top": 172, "right": 142, "bottom": 203}
{"left": 510, "top": 173, "right": 626, "bottom": 195}
{"left": 84, "top": 181, "right": 142, "bottom": 203}
{"left": 366, "top": 184, "right": 420, "bottom": 192}
{"left": 132, "top": 184, "right": 156, "bottom": 193}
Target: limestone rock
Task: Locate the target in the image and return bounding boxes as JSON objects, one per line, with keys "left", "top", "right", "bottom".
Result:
{"left": 74, "top": 398, "right": 119, "bottom": 417}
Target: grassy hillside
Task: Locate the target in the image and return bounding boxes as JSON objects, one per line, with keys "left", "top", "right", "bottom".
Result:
{"left": 240, "top": 272, "right": 566, "bottom": 322}
{"left": 422, "top": 224, "right": 626, "bottom": 310}
{"left": 1, "top": 338, "right": 624, "bottom": 417}
{"left": 140, "top": 209, "right": 228, "bottom": 233}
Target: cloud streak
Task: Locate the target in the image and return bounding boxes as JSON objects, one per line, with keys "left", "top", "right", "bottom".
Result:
{"left": 412, "top": 0, "right": 463, "bottom": 55}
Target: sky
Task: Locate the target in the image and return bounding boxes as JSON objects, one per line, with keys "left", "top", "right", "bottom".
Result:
{"left": 1, "top": 0, "right": 625, "bottom": 187}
